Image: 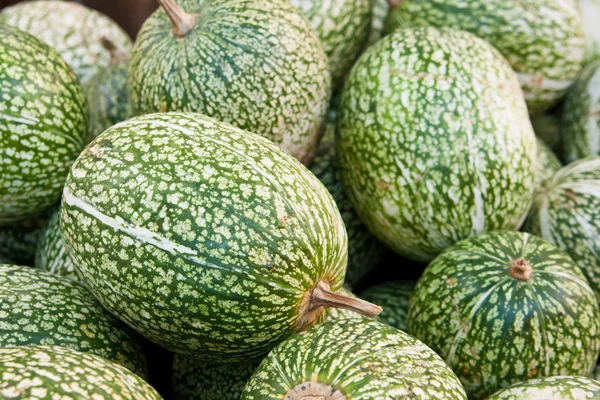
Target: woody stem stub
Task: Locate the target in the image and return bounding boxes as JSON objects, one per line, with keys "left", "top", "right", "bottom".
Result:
{"left": 157, "top": 0, "right": 200, "bottom": 38}
{"left": 509, "top": 257, "right": 533, "bottom": 281}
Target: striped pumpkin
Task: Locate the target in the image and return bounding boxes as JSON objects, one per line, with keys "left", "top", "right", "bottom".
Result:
{"left": 409, "top": 231, "right": 600, "bottom": 399}
{"left": 60, "top": 112, "right": 380, "bottom": 362}
{"left": 338, "top": 27, "right": 536, "bottom": 262}
{"left": 487, "top": 376, "right": 600, "bottom": 399}
{"left": 0, "top": 1, "right": 132, "bottom": 84}
{"left": 128, "top": 0, "right": 331, "bottom": 165}
{"left": 534, "top": 139, "right": 561, "bottom": 189}
{"left": 0, "top": 25, "right": 87, "bottom": 225}
{"left": 526, "top": 157, "right": 600, "bottom": 303}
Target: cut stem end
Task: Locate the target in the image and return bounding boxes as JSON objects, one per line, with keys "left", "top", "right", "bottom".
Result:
{"left": 310, "top": 281, "right": 382, "bottom": 318}
{"left": 509, "top": 257, "right": 533, "bottom": 281}
{"left": 157, "top": 0, "right": 199, "bottom": 38}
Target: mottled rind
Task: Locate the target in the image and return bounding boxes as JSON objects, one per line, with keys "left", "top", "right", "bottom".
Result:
{"left": 360, "top": 281, "right": 415, "bottom": 332}
{"left": 580, "top": 0, "right": 600, "bottom": 63}
{"left": 338, "top": 27, "right": 536, "bottom": 262}
{"left": 309, "top": 113, "right": 383, "bottom": 288}
{"left": 534, "top": 139, "right": 561, "bottom": 189}
{"left": 0, "top": 213, "right": 48, "bottom": 266}
{"left": 367, "top": 0, "right": 388, "bottom": 45}
{"left": 487, "top": 376, "right": 600, "bottom": 399}
{"left": 0, "top": 1, "right": 132, "bottom": 83}
{"left": 60, "top": 112, "right": 347, "bottom": 362}
{"left": 562, "top": 61, "right": 600, "bottom": 162}
{"left": 289, "top": 0, "right": 371, "bottom": 88}
{"left": 241, "top": 319, "right": 467, "bottom": 399}
{"left": 172, "top": 356, "right": 258, "bottom": 400}
{"left": 409, "top": 231, "right": 600, "bottom": 399}
{"left": 128, "top": 0, "right": 331, "bottom": 165}
{"left": 384, "top": 0, "right": 586, "bottom": 114}
{"left": 0, "top": 25, "right": 87, "bottom": 225}
{"left": 85, "top": 59, "right": 133, "bottom": 142}
{"left": 0, "top": 264, "right": 147, "bottom": 378}
{"left": 34, "top": 207, "right": 79, "bottom": 281}
{"left": 526, "top": 157, "right": 600, "bottom": 304}
{"left": 0, "top": 345, "right": 160, "bottom": 400}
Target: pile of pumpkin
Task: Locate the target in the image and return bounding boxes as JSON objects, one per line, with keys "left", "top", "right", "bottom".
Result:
{"left": 1, "top": 0, "right": 600, "bottom": 398}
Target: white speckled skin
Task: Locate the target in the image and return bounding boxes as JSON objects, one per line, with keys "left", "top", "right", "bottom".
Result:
{"left": 0, "top": 1, "right": 132, "bottom": 84}
{"left": 60, "top": 112, "right": 347, "bottom": 362}
{"left": 0, "top": 345, "right": 160, "bottom": 400}
{"left": 0, "top": 25, "right": 88, "bottom": 225}
{"left": 487, "top": 376, "right": 600, "bottom": 399}
{"left": 35, "top": 207, "right": 79, "bottom": 281}
{"left": 128, "top": 0, "right": 331, "bottom": 165}
{"left": 337, "top": 27, "right": 536, "bottom": 262}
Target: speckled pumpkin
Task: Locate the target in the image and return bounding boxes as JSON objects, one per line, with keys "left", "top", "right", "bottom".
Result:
{"left": 384, "top": 0, "right": 586, "bottom": 114}
{"left": 34, "top": 207, "right": 78, "bottom": 281}
{"left": 84, "top": 39, "right": 133, "bottom": 142}
{"left": 0, "top": 264, "right": 147, "bottom": 378}
{"left": 487, "top": 376, "right": 600, "bottom": 399}
{"left": 409, "top": 231, "right": 600, "bottom": 399}
{"left": 367, "top": 0, "right": 388, "bottom": 45}
{"left": 241, "top": 319, "right": 467, "bottom": 399}
{"left": 360, "top": 281, "right": 415, "bottom": 332}
{"left": 289, "top": 0, "right": 371, "bottom": 88}
{"left": 309, "top": 111, "right": 383, "bottom": 288}
{"left": 0, "top": 25, "right": 87, "bottom": 225}
{"left": 0, "top": 213, "right": 48, "bottom": 266}
{"left": 562, "top": 60, "right": 600, "bottom": 163}
{"left": 534, "top": 139, "right": 561, "bottom": 189}
{"left": 580, "top": 0, "right": 600, "bottom": 63}
{"left": 60, "top": 112, "right": 381, "bottom": 362}
{"left": 526, "top": 157, "right": 600, "bottom": 304}
{"left": 0, "top": 345, "right": 160, "bottom": 399}
{"left": 128, "top": 0, "right": 330, "bottom": 165}
{"left": 0, "top": 1, "right": 132, "bottom": 84}
{"left": 337, "top": 27, "right": 536, "bottom": 263}
{"left": 172, "top": 356, "right": 258, "bottom": 400}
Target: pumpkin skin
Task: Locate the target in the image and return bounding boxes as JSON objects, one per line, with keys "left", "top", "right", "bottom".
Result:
{"left": 409, "top": 231, "right": 600, "bottom": 399}
{"left": 580, "top": 0, "right": 600, "bottom": 64}
{"left": 526, "top": 157, "right": 600, "bottom": 304}
{"left": 241, "top": 319, "right": 468, "bottom": 399}
{"left": 562, "top": 60, "right": 600, "bottom": 163}
{"left": 360, "top": 281, "right": 415, "bottom": 332}
{"left": 0, "top": 1, "right": 132, "bottom": 84}
{"left": 337, "top": 27, "right": 536, "bottom": 263}
{"left": 487, "top": 376, "right": 600, "bottom": 400}
{"left": 0, "top": 345, "right": 160, "bottom": 400}
{"left": 534, "top": 139, "right": 561, "bottom": 189}
{"left": 0, "top": 264, "right": 148, "bottom": 378}
{"left": 128, "top": 0, "right": 331, "bottom": 165}
{"left": 0, "top": 25, "right": 88, "bottom": 225}
{"left": 384, "top": 0, "right": 586, "bottom": 115}
{"left": 0, "top": 213, "right": 48, "bottom": 266}
{"left": 60, "top": 112, "right": 357, "bottom": 363}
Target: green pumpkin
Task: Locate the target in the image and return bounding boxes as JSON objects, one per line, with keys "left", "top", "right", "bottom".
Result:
{"left": 487, "top": 376, "right": 600, "bottom": 399}
{"left": 0, "top": 25, "right": 87, "bottom": 225}
{"left": 128, "top": 0, "right": 330, "bottom": 165}
{"left": 84, "top": 38, "right": 133, "bottom": 142}
{"left": 241, "top": 319, "right": 467, "bottom": 399}
{"left": 338, "top": 27, "right": 536, "bottom": 263}
{"left": 0, "top": 213, "right": 48, "bottom": 266}
{"left": 367, "top": 0, "right": 389, "bottom": 45}
{"left": 0, "top": 1, "right": 132, "bottom": 84}
{"left": 172, "top": 357, "right": 258, "bottom": 400}
{"left": 0, "top": 264, "right": 147, "bottom": 378}
{"left": 534, "top": 139, "right": 561, "bottom": 189}
{"left": 0, "top": 345, "right": 160, "bottom": 399}
{"left": 60, "top": 112, "right": 380, "bottom": 362}
{"left": 384, "top": 0, "right": 586, "bottom": 114}
{"left": 409, "top": 231, "right": 600, "bottom": 399}
{"left": 289, "top": 0, "right": 371, "bottom": 89}
{"left": 34, "top": 207, "right": 78, "bottom": 281}
{"left": 580, "top": 0, "right": 600, "bottom": 63}
{"left": 360, "top": 281, "right": 415, "bottom": 332}
{"left": 526, "top": 157, "right": 600, "bottom": 304}
{"left": 309, "top": 111, "right": 384, "bottom": 288}
{"left": 562, "top": 60, "right": 600, "bottom": 163}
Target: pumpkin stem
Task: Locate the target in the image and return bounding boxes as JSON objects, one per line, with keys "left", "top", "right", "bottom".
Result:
{"left": 157, "top": 0, "right": 199, "bottom": 38}
{"left": 100, "top": 37, "right": 129, "bottom": 64}
{"left": 509, "top": 257, "right": 533, "bottom": 281}
{"left": 310, "top": 281, "right": 382, "bottom": 318}
{"left": 387, "top": 0, "right": 404, "bottom": 8}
